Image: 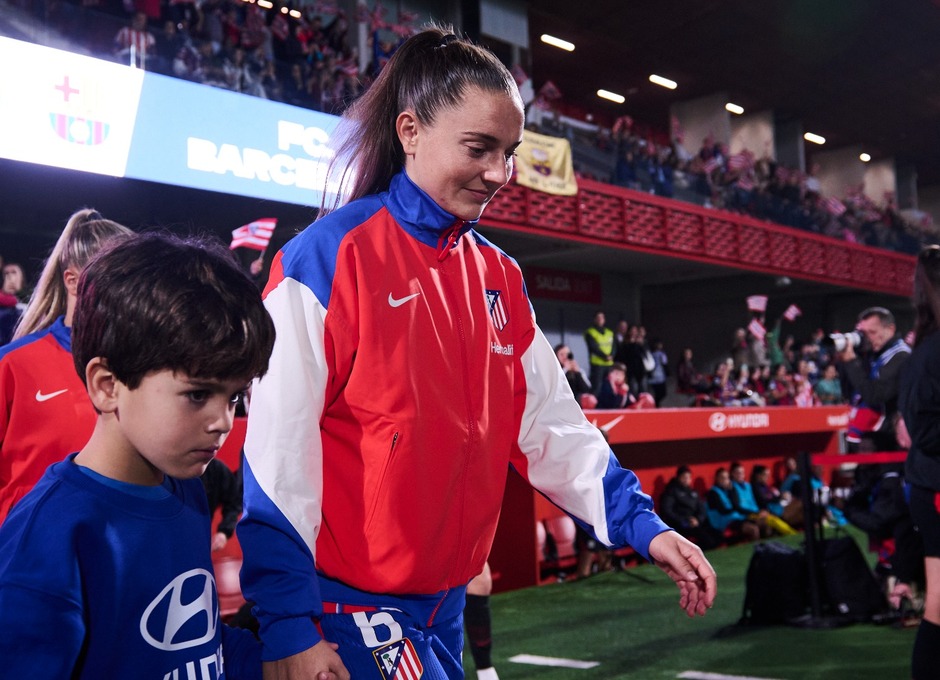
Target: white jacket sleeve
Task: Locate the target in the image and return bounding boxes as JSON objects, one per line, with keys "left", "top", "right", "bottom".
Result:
{"left": 238, "top": 276, "right": 329, "bottom": 661}
{"left": 514, "top": 327, "right": 670, "bottom": 559}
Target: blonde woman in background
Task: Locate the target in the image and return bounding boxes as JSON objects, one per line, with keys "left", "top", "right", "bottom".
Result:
{"left": 0, "top": 209, "right": 132, "bottom": 523}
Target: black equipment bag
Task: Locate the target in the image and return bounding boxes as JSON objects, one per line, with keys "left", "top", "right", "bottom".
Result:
{"left": 820, "top": 536, "right": 887, "bottom": 621}
{"left": 741, "top": 541, "right": 809, "bottom": 624}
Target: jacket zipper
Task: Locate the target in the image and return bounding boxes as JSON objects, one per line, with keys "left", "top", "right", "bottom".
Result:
{"left": 437, "top": 220, "right": 463, "bottom": 262}
{"left": 437, "top": 235, "right": 477, "bottom": 584}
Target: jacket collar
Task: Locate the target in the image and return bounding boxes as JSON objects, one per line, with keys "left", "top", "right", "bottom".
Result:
{"left": 50, "top": 315, "right": 71, "bottom": 351}
{"left": 382, "top": 171, "right": 476, "bottom": 250}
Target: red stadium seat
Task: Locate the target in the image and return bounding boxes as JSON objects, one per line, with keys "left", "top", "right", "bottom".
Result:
{"left": 544, "top": 515, "right": 577, "bottom": 559}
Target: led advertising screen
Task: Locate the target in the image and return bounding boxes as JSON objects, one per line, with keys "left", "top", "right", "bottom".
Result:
{"left": 0, "top": 37, "right": 341, "bottom": 207}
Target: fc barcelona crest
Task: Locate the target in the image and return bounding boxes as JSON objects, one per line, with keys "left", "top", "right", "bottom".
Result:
{"left": 485, "top": 289, "right": 509, "bottom": 332}
{"left": 372, "top": 637, "right": 424, "bottom": 679}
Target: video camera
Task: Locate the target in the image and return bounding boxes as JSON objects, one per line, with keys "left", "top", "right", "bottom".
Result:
{"left": 822, "top": 331, "right": 863, "bottom": 353}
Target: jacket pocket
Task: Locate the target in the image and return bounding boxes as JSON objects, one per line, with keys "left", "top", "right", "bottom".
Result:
{"left": 364, "top": 431, "right": 400, "bottom": 533}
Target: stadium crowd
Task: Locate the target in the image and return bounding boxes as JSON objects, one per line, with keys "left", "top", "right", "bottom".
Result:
{"left": 569, "top": 308, "right": 854, "bottom": 411}
{"left": 9, "top": 0, "right": 933, "bottom": 256}
{"left": 532, "top": 111, "right": 937, "bottom": 256}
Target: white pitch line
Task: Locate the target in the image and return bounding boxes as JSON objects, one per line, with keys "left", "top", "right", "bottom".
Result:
{"left": 508, "top": 654, "right": 600, "bottom": 669}
{"left": 678, "top": 671, "right": 786, "bottom": 680}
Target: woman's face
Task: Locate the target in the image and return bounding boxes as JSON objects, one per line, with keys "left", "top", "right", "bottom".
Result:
{"left": 398, "top": 85, "right": 524, "bottom": 222}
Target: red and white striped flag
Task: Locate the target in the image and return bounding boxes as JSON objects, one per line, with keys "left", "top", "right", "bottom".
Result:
{"left": 746, "top": 295, "right": 768, "bottom": 313}
{"left": 270, "top": 13, "right": 289, "bottom": 40}
{"left": 736, "top": 175, "right": 755, "bottom": 191}
{"left": 230, "top": 218, "right": 276, "bottom": 251}
{"left": 822, "top": 196, "right": 846, "bottom": 216}
{"left": 748, "top": 318, "right": 766, "bottom": 341}
{"left": 702, "top": 156, "right": 722, "bottom": 175}
{"left": 783, "top": 304, "right": 802, "bottom": 321}
{"left": 727, "top": 152, "right": 751, "bottom": 171}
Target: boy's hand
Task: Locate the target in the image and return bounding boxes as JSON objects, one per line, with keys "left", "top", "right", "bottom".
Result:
{"left": 211, "top": 532, "right": 228, "bottom": 551}
{"left": 648, "top": 531, "right": 717, "bottom": 617}
{"left": 263, "top": 640, "right": 350, "bottom": 680}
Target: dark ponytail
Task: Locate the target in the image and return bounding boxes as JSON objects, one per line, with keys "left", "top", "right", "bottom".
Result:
{"left": 321, "top": 24, "right": 520, "bottom": 215}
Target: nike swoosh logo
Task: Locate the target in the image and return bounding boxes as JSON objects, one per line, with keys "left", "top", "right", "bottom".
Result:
{"left": 36, "top": 389, "right": 68, "bottom": 402}
{"left": 598, "top": 415, "right": 624, "bottom": 433}
{"left": 388, "top": 292, "right": 420, "bottom": 308}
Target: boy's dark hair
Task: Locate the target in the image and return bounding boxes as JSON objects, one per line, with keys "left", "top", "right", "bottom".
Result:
{"left": 72, "top": 231, "right": 275, "bottom": 389}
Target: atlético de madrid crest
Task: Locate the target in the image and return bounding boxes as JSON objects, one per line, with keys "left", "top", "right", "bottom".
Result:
{"left": 373, "top": 637, "right": 424, "bottom": 679}
{"left": 485, "top": 289, "right": 509, "bottom": 332}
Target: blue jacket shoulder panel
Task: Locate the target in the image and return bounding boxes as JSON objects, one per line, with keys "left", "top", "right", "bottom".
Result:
{"left": 0, "top": 316, "right": 69, "bottom": 360}
{"left": 279, "top": 195, "right": 386, "bottom": 308}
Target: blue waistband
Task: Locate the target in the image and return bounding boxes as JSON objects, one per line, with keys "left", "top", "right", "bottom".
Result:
{"left": 317, "top": 572, "right": 467, "bottom": 628}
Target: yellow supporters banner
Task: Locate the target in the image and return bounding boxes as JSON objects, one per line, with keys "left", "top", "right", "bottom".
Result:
{"left": 514, "top": 129, "right": 578, "bottom": 196}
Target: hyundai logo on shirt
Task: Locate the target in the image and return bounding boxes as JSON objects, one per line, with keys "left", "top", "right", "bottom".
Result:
{"left": 140, "top": 568, "right": 218, "bottom": 651}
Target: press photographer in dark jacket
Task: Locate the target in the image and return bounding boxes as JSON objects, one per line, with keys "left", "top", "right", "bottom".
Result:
{"left": 837, "top": 306, "right": 910, "bottom": 452}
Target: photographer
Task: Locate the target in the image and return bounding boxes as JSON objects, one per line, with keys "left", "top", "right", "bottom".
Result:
{"left": 836, "top": 306, "right": 911, "bottom": 452}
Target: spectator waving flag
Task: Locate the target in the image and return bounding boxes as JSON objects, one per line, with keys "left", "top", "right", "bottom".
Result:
{"left": 783, "top": 304, "right": 802, "bottom": 322}
{"left": 727, "top": 152, "right": 752, "bottom": 171}
{"left": 736, "top": 174, "right": 756, "bottom": 191}
{"left": 747, "top": 318, "right": 766, "bottom": 341}
{"left": 746, "top": 295, "right": 768, "bottom": 313}
{"left": 702, "top": 155, "right": 722, "bottom": 175}
{"left": 510, "top": 64, "right": 535, "bottom": 107}
{"left": 270, "top": 13, "right": 289, "bottom": 40}
{"left": 534, "top": 79, "right": 563, "bottom": 110}
{"left": 231, "top": 218, "right": 276, "bottom": 251}
{"left": 822, "top": 196, "right": 846, "bottom": 216}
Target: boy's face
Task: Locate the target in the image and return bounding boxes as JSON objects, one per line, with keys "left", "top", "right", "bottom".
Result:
{"left": 113, "top": 369, "right": 248, "bottom": 485}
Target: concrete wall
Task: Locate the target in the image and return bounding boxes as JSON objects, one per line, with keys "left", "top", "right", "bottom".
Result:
{"left": 533, "top": 270, "right": 641, "bottom": 372}
{"left": 670, "top": 93, "right": 731, "bottom": 153}
{"left": 812, "top": 146, "right": 896, "bottom": 205}
{"left": 730, "top": 109, "right": 774, "bottom": 159}
{"left": 864, "top": 159, "right": 898, "bottom": 206}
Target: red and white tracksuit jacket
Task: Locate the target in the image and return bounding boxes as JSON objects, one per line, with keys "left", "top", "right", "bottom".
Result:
{"left": 0, "top": 316, "right": 97, "bottom": 524}
{"left": 238, "top": 171, "right": 670, "bottom": 660}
